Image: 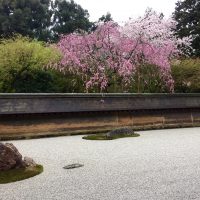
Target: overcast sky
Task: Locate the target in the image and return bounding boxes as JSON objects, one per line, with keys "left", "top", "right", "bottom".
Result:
{"left": 75, "top": 0, "right": 178, "bottom": 22}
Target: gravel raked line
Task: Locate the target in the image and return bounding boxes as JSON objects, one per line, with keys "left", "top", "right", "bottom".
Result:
{"left": 1, "top": 127, "right": 200, "bottom": 200}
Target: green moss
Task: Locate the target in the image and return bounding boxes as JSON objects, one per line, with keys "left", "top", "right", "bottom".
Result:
{"left": 0, "top": 165, "right": 43, "bottom": 184}
{"left": 82, "top": 133, "right": 140, "bottom": 140}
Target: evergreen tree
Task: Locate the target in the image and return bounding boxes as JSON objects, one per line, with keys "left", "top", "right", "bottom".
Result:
{"left": 52, "top": 0, "right": 92, "bottom": 40}
{"left": 174, "top": 0, "right": 200, "bottom": 56}
{"left": 0, "top": 0, "right": 94, "bottom": 41}
{"left": 0, "top": 0, "right": 52, "bottom": 41}
{"left": 98, "top": 12, "right": 113, "bottom": 23}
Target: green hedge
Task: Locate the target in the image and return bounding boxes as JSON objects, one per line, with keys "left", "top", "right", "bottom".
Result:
{"left": 172, "top": 59, "right": 200, "bottom": 93}
{"left": 0, "top": 36, "right": 60, "bottom": 92}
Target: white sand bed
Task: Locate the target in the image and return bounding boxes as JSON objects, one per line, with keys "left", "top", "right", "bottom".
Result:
{"left": 1, "top": 127, "right": 200, "bottom": 200}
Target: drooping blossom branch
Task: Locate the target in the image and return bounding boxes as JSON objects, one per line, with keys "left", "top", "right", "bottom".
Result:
{"left": 55, "top": 9, "right": 192, "bottom": 92}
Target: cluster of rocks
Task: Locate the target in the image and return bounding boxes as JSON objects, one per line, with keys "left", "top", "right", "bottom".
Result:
{"left": 106, "top": 127, "right": 135, "bottom": 137}
{"left": 0, "top": 143, "right": 36, "bottom": 171}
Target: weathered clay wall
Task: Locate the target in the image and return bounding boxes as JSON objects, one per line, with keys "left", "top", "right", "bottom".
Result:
{"left": 0, "top": 94, "right": 199, "bottom": 140}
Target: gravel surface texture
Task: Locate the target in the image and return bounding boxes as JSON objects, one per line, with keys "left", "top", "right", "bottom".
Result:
{"left": 1, "top": 128, "right": 200, "bottom": 200}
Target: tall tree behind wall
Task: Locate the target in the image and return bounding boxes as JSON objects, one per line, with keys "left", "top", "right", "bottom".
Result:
{"left": 0, "top": 0, "right": 52, "bottom": 41}
{"left": 174, "top": 0, "right": 200, "bottom": 56}
{"left": 51, "top": 0, "right": 93, "bottom": 41}
{"left": 0, "top": 0, "right": 93, "bottom": 41}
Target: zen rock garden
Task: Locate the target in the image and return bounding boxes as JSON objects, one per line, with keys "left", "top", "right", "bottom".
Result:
{"left": 0, "top": 127, "right": 139, "bottom": 184}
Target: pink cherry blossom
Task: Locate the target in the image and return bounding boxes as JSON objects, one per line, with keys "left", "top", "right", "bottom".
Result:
{"left": 55, "top": 9, "right": 192, "bottom": 92}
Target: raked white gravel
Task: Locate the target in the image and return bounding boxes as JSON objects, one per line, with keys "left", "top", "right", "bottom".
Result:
{"left": 1, "top": 127, "right": 200, "bottom": 200}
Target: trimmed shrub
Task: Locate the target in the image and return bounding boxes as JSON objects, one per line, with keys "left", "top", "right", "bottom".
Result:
{"left": 0, "top": 35, "right": 61, "bottom": 92}
{"left": 172, "top": 59, "right": 200, "bottom": 93}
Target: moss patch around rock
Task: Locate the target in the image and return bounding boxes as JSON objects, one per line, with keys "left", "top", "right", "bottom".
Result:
{"left": 82, "top": 133, "right": 140, "bottom": 140}
{"left": 0, "top": 164, "right": 43, "bottom": 184}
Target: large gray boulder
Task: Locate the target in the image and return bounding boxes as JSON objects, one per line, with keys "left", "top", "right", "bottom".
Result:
{"left": 106, "top": 127, "right": 135, "bottom": 137}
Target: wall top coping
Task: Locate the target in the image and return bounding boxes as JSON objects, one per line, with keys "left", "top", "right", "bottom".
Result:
{"left": 0, "top": 93, "right": 200, "bottom": 99}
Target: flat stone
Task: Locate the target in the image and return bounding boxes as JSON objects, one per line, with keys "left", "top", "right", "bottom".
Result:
{"left": 63, "top": 163, "right": 84, "bottom": 169}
